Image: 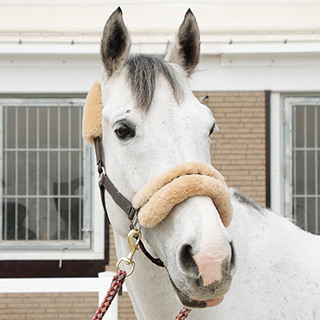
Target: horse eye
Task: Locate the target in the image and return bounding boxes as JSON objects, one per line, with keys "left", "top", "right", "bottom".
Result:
{"left": 209, "top": 123, "right": 215, "bottom": 136}
{"left": 115, "top": 124, "right": 135, "bottom": 139}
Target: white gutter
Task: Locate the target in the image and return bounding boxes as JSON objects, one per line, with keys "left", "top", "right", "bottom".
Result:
{"left": 1, "top": 42, "right": 320, "bottom": 56}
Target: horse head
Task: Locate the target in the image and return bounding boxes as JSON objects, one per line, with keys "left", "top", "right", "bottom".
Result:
{"left": 86, "top": 8, "right": 235, "bottom": 310}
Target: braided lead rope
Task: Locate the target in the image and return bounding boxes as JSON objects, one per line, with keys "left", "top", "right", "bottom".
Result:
{"left": 175, "top": 307, "right": 192, "bottom": 320}
{"left": 92, "top": 270, "right": 127, "bottom": 320}
{"left": 92, "top": 269, "right": 192, "bottom": 320}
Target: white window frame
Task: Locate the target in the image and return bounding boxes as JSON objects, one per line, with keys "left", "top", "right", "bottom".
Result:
{"left": 271, "top": 93, "right": 320, "bottom": 234}
{"left": 0, "top": 98, "right": 105, "bottom": 261}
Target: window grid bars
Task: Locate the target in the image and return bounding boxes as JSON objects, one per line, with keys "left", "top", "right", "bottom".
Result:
{"left": 47, "top": 107, "right": 50, "bottom": 241}
{"left": 291, "top": 102, "right": 320, "bottom": 235}
{"left": 303, "top": 106, "right": 308, "bottom": 231}
{"left": 68, "top": 107, "right": 71, "bottom": 241}
{"left": 0, "top": 105, "right": 4, "bottom": 241}
{"left": 78, "top": 108, "right": 82, "bottom": 238}
{"left": 315, "top": 106, "right": 319, "bottom": 235}
{"left": 36, "top": 106, "right": 40, "bottom": 240}
{"left": 1, "top": 99, "right": 90, "bottom": 248}
{"left": 3, "top": 106, "right": 7, "bottom": 241}
{"left": 57, "top": 106, "right": 61, "bottom": 241}
{"left": 15, "top": 107, "right": 18, "bottom": 240}
{"left": 26, "top": 107, "right": 29, "bottom": 241}
{"left": 293, "top": 105, "right": 296, "bottom": 222}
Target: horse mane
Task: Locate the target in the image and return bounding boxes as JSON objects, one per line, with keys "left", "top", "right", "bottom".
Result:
{"left": 126, "top": 54, "right": 183, "bottom": 111}
{"left": 232, "top": 189, "right": 266, "bottom": 215}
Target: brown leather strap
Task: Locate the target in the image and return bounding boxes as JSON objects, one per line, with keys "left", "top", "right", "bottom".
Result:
{"left": 138, "top": 239, "right": 164, "bottom": 267}
{"left": 94, "top": 137, "right": 137, "bottom": 220}
{"left": 99, "top": 173, "right": 137, "bottom": 220}
{"left": 93, "top": 137, "right": 164, "bottom": 268}
{"left": 94, "top": 137, "right": 104, "bottom": 174}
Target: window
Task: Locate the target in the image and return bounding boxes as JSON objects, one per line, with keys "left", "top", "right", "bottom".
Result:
{"left": 283, "top": 97, "right": 320, "bottom": 235}
{"left": 0, "top": 98, "right": 106, "bottom": 261}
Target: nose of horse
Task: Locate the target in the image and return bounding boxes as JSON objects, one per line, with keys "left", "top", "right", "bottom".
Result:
{"left": 178, "top": 244, "right": 201, "bottom": 280}
{"left": 178, "top": 241, "right": 235, "bottom": 286}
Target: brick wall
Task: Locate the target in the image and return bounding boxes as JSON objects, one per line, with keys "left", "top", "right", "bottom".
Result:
{"left": 0, "top": 292, "right": 97, "bottom": 319}
{"left": 194, "top": 91, "right": 267, "bottom": 206}
{"left": 1, "top": 91, "right": 266, "bottom": 320}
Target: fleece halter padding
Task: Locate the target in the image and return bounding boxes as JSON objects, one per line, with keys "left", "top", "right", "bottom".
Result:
{"left": 82, "top": 80, "right": 103, "bottom": 146}
{"left": 133, "top": 162, "right": 233, "bottom": 228}
{"left": 82, "top": 79, "right": 233, "bottom": 229}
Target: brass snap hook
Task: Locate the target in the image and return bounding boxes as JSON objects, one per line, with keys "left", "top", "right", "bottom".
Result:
{"left": 116, "top": 229, "right": 141, "bottom": 277}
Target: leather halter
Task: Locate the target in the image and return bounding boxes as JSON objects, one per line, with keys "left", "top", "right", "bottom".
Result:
{"left": 94, "top": 137, "right": 165, "bottom": 268}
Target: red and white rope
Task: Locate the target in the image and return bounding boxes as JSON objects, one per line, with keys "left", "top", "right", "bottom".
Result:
{"left": 92, "top": 269, "right": 191, "bottom": 320}
{"left": 175, "top": 307, "right": 192, "bottom": 319}
{"left": 92, "top": 270, "right": 127, "bottom": 320}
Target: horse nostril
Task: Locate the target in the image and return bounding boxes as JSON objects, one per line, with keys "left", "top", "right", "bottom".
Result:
{"left": 229, "top": 241, "right": 236, "bottom": 273}
{"left": 178, "top": 244, "right": 200, "bottom": 279}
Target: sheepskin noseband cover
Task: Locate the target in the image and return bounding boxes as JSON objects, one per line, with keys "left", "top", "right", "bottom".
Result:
{"left": 133, "top": 162, "right": 233, "bottom": 228}
{"left": 82, "top": 80, "right": 233, "bottom": 229}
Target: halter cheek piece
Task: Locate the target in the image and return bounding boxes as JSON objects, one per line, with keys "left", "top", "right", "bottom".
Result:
{"left": 83, "top": 80, "right": 233, "bottom": 268}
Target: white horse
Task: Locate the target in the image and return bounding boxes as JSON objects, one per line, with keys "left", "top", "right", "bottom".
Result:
{"left": 93, "top": 8, "right": 320, "bottom": 320}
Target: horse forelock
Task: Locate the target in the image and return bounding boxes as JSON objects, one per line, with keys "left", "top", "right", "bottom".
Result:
{"left": 126, "top": 54, "right": 183, "bottom": 112}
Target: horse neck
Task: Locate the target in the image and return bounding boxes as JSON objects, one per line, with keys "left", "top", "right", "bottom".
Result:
{"left": 229, "top": 191, "right": 320, "bottom": 283}
{"left": 112, "top": 229, "right": 181, "bottom": 320}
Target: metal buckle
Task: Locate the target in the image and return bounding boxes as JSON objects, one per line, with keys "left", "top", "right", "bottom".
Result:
{"left": 98, "top": 164, "right": 106, "bottom": 181}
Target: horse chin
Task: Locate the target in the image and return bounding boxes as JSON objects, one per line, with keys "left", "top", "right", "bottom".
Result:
{"left": 169, "top": 275, "right": 232, "bottom": 309}
{"left": 178, "top": 292, "right": 225, "bottom": 309}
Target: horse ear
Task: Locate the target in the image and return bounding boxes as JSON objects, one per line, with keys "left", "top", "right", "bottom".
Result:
{"left": 101, "top": 7, "right": 131, "bottom": 77}
{"left": 165, "top": 9, "right": 200, "bottom": 76}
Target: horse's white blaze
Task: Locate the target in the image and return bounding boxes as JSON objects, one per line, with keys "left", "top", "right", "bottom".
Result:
{"left": 194, "top": 212, "right": 232, "bottom": 286}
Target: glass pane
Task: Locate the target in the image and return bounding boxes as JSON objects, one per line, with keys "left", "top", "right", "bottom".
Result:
{"left": 60, "top": 107, "right": 69, "bottom": 149}
{"left": 71, "top": 198, "right": 82, "bottom": 240}
{"left": 39, "top": 107, "right": 48, "bottom": 148}
{"left": 60, "top": 151, "right": 69, "bottom": 185}
{"left": 6, "top": 107, "right": 16, "bottom": 149}
{"left": 27, "top": 197, "right": 37, "bottom": 240}
{"left": 71, "top": 151, "right": 81, "bottom": 182}
{"left": 71, "top": 107, "right": 80, "bottom": 149}
{"left": 306, "top": 107, "right": 315, "bottom": 148}
{"left": 28, "top": 107, "right": 37, "bottom": 149}
{"left": 294, "top": 106, "right": 304, "bottom": 148}
{"left": 318, "top": 199, "right": 320, "bottom": 235}
{"left": 307, "top": 198, "right": 316, "bottom": 234}
{"left": 49, "top": 108, "right": 58, "bottom": 148}
{"left": 38, "top": 198, "right": 48, "bottom": 240}
{"left": 17, "top": 108, "right": 27, "bottom": 149}
{"left": 307, "top": 151, "right": 315, "bottom": 195}
{"left": 4, "top": 201, "right": 15, "bottom": 240}
{"left": 50, "top": 151, "right": 59, "bottom": 193}
{"left": 318, "top": 151, "right": 320, "bottom": 195}
{"left": 60, "top": 196, "right": 69, "bottom": 240}
{"left": 17, "top": 151, "right": 27, "bottom": 196}
{"left": 5, "top": 151, "right": 16, "bottom": 195}
{"left": 28, "top": 151, "right": 37, "bottom": 195}
{"left": 294, "top": 197, "right": 305, "bottom": 230}
{"left": 295, "top": 151, "right": 304, "bottom": 195}
{"left": 49, "top": 197, "right": 59, "bottom": 241}
{"left": 318, "top": 107, "right": 320, "bottom": 148}
{"left": 17, "top": 198, "right": 27, "bottom": 240}
{"left": 39, "top": 152, "right": 48, "bottom": 195}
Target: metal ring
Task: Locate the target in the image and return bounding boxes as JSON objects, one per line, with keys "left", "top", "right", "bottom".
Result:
{"left": 116, "top": 257, "right": 135, "bottom": 277}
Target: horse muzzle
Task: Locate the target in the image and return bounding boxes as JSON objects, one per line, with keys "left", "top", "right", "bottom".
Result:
{"left": 170, "top": 238, "right": 235, "bottom": 309}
